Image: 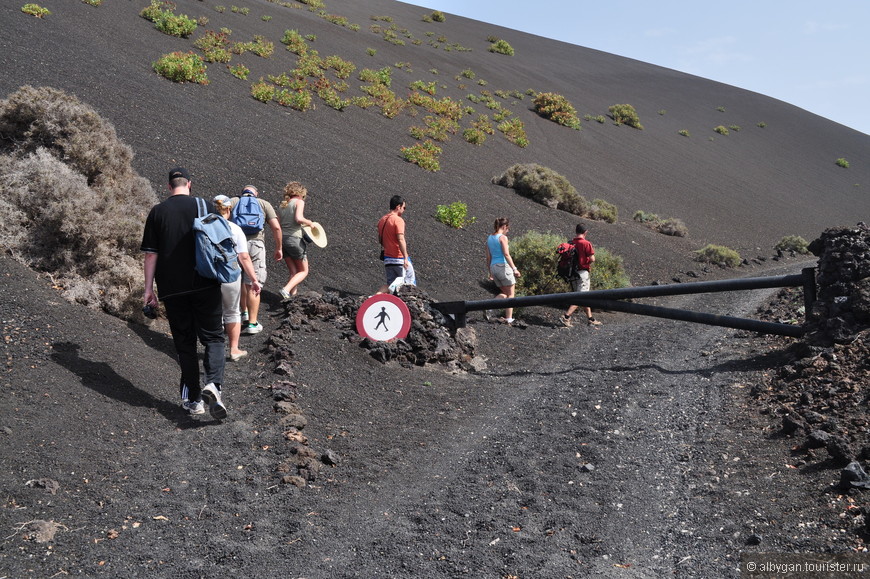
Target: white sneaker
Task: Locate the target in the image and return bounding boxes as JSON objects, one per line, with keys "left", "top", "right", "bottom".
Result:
{"left": 241, "top": 322, "right": 263, "bottom": 335}
{"left": 201, "top": 383, "right": 227, "bottom": 420}
{"left": 182, "top": 400, "right": 205, "bottom": 415}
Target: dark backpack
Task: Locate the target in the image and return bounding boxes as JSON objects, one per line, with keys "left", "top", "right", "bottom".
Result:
{"left": 556, "top": 242, "right": 581, "bottom": 282}
{"left": 231, "top": 193, "right": 265, "bottom": 235}
{"left": 193, "top": 197, "right": 241, "bottom": 283}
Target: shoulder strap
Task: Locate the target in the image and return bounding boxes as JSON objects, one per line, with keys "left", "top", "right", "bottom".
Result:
{"left": 378, "top": 215, "right": 387, "bottom": 243}
{"left": 195, "top": 197, "right": 206, "bottom": 218}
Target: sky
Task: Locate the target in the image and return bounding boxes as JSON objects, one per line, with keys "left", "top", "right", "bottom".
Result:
{"left": 402, "top": 0, "right": 870, "bottom": 136}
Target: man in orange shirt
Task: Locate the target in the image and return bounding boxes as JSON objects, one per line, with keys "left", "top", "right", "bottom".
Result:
{"left": 376, "top": 195, "right": 410, "bottom": 294}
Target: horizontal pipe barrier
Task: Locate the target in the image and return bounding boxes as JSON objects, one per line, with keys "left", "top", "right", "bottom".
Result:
{"left": 432, "top": 268, "right": 814, "bottom": 337}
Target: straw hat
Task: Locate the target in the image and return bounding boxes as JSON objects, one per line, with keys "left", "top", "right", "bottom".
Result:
{"left": 301, "top": 222, "right": 327, "bottom": 248}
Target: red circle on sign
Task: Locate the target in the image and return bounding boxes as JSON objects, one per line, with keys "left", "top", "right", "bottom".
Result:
{"left": 356, "top": 294, "right": 412, "bottom": 341}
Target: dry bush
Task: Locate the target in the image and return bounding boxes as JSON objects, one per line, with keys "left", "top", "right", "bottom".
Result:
{"left": 655, "top": 217, "right": 688, "bottom": 237}
{"left": 492, "top": 163, "right": 590, "bottom": 216}
{"left": 0, "top": 85, "right": 157, "bottom": 320}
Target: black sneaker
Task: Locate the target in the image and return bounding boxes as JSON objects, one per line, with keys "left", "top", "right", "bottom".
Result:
{"left": 201, "top": 383, "right": 228, "bottom": 420}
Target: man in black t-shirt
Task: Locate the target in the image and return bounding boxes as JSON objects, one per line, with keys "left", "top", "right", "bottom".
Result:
{"left": 141, "top": 167, "right": 228, "bottom": 419}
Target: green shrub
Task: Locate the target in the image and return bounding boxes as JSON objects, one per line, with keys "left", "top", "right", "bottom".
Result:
{"left": 22, "top": 1, "right": 50, "bottom": 14}
{"left": 431, "top": 10, "right": 445, "bottom": 22}
{"left": 716, "top": 106, "right": 726, "bottom": 112}
{"left": 489, "top": 39, "right": 514, "bottom": 56}
{"left": 409, "top": 115, "right": 458, "bottom": 142}
{"left": 401, "top": 140, "right": 441, "bottom": 171}
{"left": 410, "top": 80, "right": 437, "bottom": 95}
{"left": 533, "top": 92, "right": 581, "bottom": 130}
{"left": 359, "top": 66, "right": 392, "bottom": 87}
{"left": 0, "top": 85, "right": 158, "bottom": 320}
{"left": 275, "top": 88, "right": 313, "bottom": 111}
{"left": 608, "top": 104, "right": 643, "bottom": 129}
{"left": 757, "top": 121, "right": 767, "bottom": 128}
{"left": 463, "top": 128, "right": 486, "bottom": 145}
{"left": 366, "top": 47, "right": 377, "bottom": 56}
{"left": 153, "top": 52, "right": 208, "bottom": 84}
{"left": 248, "top": 35, "right": 274, "bottom": 57}
{"left": 511, "top": 231, "right": 630, "bottom": 297}
{"left": 493, "top": 163, "right": 590, "bottom": 216}
{"left": 589, "top": 198, "right": 617, "bottom": 224}
{"left": 497, "top": 118, "right": 528, "bottom": 147}
{"left": 678, "top": 129, "right": 690, "bottom": 137}
{"left": 229, "top": 63, "right": 249, "bottom": 79}
{"left": 195, "top": 30, "right": 232, "bottom": 62}
{"left": 250, "top": 79, "right": 275, "bottom": 102}
{"left": 281, "top": 29, "right": 308, "bottom": 55}
{"left": 511, "top": 231, "right": 568, "bottom": 296}
{"left": 774, "top": 235, "right": 809, "bottom": 255}
{"left": 262, "top": 15, "right": 271, "bottom": 21}
{"left": 694, "top": 244, "right": 741, "bottom": 267}
{"left": 324, "top": 55, "right": 355, "bottom": 79}
{"left": 836, "top": 157, "right": 849, "bottom": 168}
{"left": 714, "top": 125, "right": 729, "bottom": 135}
{"left": 435, "top": 202, "right": 476, "bottom": 229}
{"left": 729, "top": 125, "right": 741, "bottom": 132}
{"left": 142, "top": 1, "right": 198, "bottom": 38}
{"left": 632, "top": 210, "right": 659, "bottom": 223}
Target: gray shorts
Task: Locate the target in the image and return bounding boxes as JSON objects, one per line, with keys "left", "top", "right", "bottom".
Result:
{"left": 490, "top": 263, "right": 515, "bottom": 287}
{"left": 282, "top": 235, "right": 308, "bottom": 261}
{"left": 570, "top": 270, "right": 591, "bottom": 292}
{"left": 243, "top": 239, "right": 267, "bottom": 285}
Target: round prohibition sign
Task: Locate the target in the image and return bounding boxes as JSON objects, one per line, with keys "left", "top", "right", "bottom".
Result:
{"left": 356, "top": 294, "right": 411, "bottom": 342}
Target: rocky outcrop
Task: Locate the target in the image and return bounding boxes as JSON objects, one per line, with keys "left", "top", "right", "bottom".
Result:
{"left": 805, "top": 223, "right": 870, "bottom": 345}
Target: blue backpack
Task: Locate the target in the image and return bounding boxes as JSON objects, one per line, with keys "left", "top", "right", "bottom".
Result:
{"left": 231, "top": 193, "right": 265, "bottom": 235}
{"left": 193, "top": 197, "right": 241, "bottom": 283}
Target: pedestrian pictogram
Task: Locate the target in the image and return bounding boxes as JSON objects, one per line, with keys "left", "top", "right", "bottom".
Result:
{"left": 356, "top": 294, "right": 411, "bottom": 341}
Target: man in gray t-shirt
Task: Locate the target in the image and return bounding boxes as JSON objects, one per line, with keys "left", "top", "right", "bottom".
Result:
{"left": 230, "top": 185, "right": 282, "bottom": 334}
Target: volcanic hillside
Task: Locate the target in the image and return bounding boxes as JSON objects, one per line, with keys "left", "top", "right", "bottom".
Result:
{"left": 2, "top": 2, "right": 870, "bottom": 578}
{"left": 2, "top": 0, "right": 868, "bottom": 297}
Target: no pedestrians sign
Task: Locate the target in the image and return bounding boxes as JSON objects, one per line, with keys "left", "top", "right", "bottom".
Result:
{"left": 356, "top": 294, "right": 411, "bottom": 342}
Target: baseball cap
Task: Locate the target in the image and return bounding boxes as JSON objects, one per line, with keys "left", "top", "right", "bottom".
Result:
{"left": 213, "top": 194, "right": 233, "bottom": 209}
{"left": 168, "top": 167, "right": 191, "bottom": 182}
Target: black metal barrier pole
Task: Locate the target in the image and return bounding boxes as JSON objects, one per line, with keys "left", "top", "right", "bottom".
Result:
{"left": 432, "top": 272, "right": 813, "bottom": 337}
{"left": 569, "top": 298, "right": 804, "bottom": 337}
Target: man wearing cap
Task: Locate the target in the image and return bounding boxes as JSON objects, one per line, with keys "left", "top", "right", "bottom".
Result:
{"left": 230, "top": 185, "right": 282, "bottom": 335}
{"left": 141, "top": 167, "right": 229, "bottom": 419}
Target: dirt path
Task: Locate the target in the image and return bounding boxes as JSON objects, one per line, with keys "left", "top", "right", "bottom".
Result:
{"left": 277, "top": 277, "right": 798, "bottom": 578}
{"left": 1, "top": 257, "right": 819, "bottom": 578}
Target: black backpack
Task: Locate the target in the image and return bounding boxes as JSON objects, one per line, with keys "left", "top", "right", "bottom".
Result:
{"left": 556, "top": 242, "right": 580, "bottom": 282}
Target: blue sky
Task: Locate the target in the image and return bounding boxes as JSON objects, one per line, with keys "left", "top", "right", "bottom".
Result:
{"left": 402, "top": 1, "right": 870, "bottom": 136}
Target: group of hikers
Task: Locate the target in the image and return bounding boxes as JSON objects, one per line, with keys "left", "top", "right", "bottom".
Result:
{"left": 142, "top": 170, "right": 601, "bottom": 419}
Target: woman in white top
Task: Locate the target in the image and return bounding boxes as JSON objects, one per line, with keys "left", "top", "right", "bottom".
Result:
{"left": 276, "top": 181, "right": 314, "bottom": 300}
{"left": 485, "top": 217, "right": 521, "bottom": 324}
{"left": 213, "top": 195, "right": 261, "bottom": 361}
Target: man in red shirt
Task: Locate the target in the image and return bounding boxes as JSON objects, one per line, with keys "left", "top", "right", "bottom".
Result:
{"left": 376, "top": 195, "right": 410, "bottom": 294}
{"left": 561, "top": 223, "right": 602, "bottom": 327}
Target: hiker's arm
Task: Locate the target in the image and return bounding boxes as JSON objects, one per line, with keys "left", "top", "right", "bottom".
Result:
{"left": 500, "top": 236, "right": 520, "bottom": 276}
{"left": 294, "top": 199, "right": 313, "bottom": 227}
{"left": 397, "top": 232, "right": 409, "bottom": 269}
{"left": 267, "top": 217, "right": 283, "bottom": 261}
{"left": 143, "top": 252, "right": 158, "bottom": 306}
{"left": 238, "top": 252, "right": 261, "bottom": 296}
